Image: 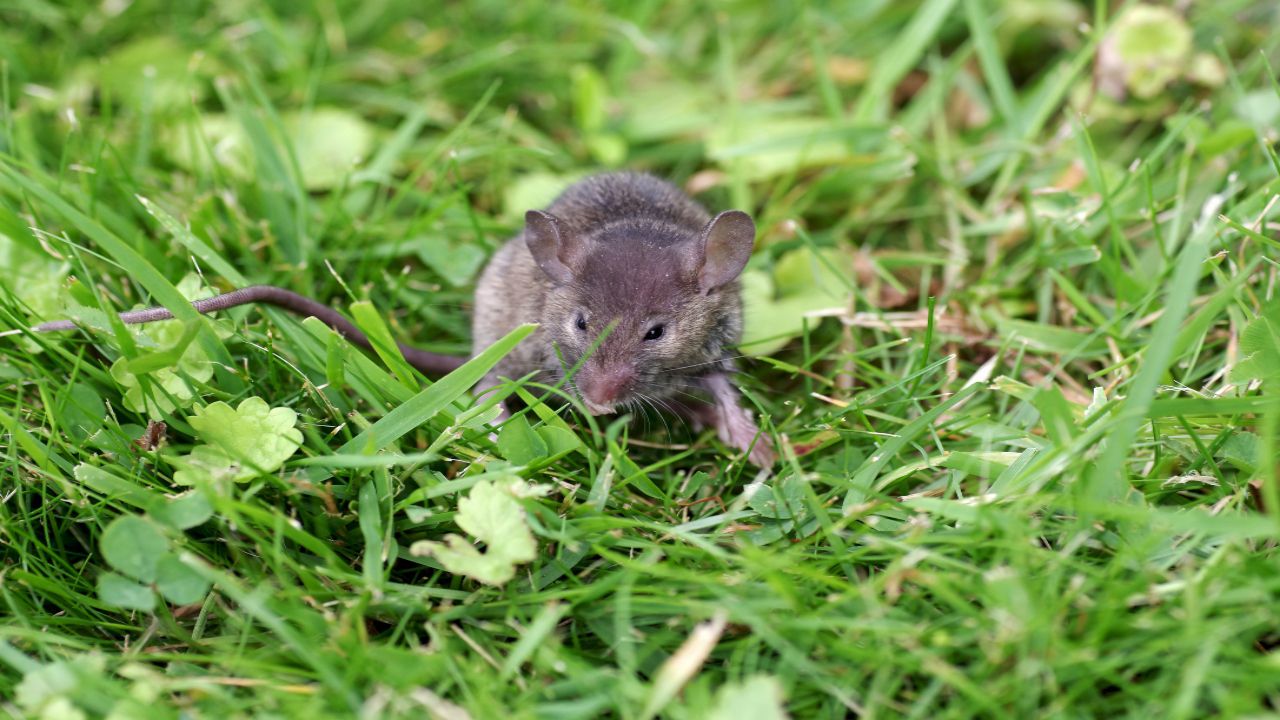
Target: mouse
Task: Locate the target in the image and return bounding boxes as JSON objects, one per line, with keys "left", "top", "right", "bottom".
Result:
{"left": 8, "top": 171, "right": 775, "bottom": 467}
{"left": 473, "top": 172, "right": 774, "bottom": 466}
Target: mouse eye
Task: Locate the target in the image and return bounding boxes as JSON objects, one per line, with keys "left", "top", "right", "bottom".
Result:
{"left": 575, "top": 314, "right": 587, "bottom": 332}
{"left": 644, "top": 324, "right": 665, "bottom": 341}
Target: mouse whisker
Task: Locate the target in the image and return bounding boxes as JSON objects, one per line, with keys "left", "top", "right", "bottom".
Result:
{"left": 635, "top": 391, "right": 675, "bottom": 443}
{"left": 663, "top": 354, "right": 754, "bottom": 374}
{"left": 646, "top": 393, "right": 687, "bottom": 440}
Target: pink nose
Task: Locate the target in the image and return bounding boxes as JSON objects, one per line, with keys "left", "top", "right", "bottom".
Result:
{"left": 581, "top": 367, "right": 633, "bottom": 412}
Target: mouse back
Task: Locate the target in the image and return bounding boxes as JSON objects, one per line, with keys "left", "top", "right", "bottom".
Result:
{"left": 544, "top": 172, "right": 711, "bottom": 237}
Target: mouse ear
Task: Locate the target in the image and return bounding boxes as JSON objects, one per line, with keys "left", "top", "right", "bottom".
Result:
{"left": 697, "top": 210, "right": 756, "bottom": 294}
{"left": 525, "top": 210, "right": 576, "bottom": 284}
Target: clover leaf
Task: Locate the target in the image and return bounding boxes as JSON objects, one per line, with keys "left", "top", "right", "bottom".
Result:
{"left": 410, "top": 479, "right": 538, "bottom": 586}
{"left": 100, "top": 515, "right": 168, "bottom": 583}
{"left": 97, "top": 514, "right": 212, "bottom": 609}
{"left": 97, "top": 572, "right": 156, "bottom": 612}
{"left": 92, "top": 36, "right": 215, "bottom": 111}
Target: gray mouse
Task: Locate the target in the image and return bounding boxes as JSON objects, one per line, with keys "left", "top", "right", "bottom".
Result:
{"left": 473, "top": 172, "right": 774, "bottom": 466}
{"left": 10, "top": 171, "right": 775, "bottom": 466}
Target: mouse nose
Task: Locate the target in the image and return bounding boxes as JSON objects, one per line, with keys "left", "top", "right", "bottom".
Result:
{"left": 580, "top": 365, "right": 634, "bottom": 414}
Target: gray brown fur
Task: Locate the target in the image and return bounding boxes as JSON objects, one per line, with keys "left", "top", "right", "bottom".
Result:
{"left": 474, "top": 173, "right": 738, "bottom": 386}
{"left": 473, "top": 171, "right": 774, "bottom": 465}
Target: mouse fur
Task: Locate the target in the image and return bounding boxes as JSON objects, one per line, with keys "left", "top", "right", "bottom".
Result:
{"left": 473, "top": 171, "right": 774, "bottom": 466}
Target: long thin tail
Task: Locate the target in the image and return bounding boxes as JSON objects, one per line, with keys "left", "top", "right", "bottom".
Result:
{"left": 11, "top": 285, "right": 467, "bottom": 375}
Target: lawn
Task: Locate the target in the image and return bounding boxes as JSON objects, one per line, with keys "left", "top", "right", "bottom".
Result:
{"left": 1, "top": 0, "right": 1279, "bottom": 717}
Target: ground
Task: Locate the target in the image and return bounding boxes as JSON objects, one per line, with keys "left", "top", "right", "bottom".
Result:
{"left": 1, "top": 1, "right": 1279, "bottom": 718}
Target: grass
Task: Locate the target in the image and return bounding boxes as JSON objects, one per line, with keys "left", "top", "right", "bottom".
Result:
{"left": 1, "top": 0, "right": 1279, "bottom": 717}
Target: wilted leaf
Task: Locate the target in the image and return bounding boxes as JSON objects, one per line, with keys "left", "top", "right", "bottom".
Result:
{"left": 410, "top": 479, "right": 537, "bottom": 586}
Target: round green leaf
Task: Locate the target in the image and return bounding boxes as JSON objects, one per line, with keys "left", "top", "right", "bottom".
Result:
{"left": 94, "top": 36, "right": 212, "bottom": 111}
{"left": 708, "top": 675, "right": 788, "bottom": 720}
{"left": 148, "top": 490, "right": 214, "bottom": 530}
{"left": 55, "top": 382, "right": 105, "bottom": 442}
{"left": 163, "top": 115, "right": 253, "bottom": 181}
{"left": 740, "top": 247, "right": 852, "bottom": 356}
{"left": 100, "top": 515, "right": 168, "bottom": 582}
{"left": 498, "top": 415, "right": 548, "bottom": 466}
{"left": 97, "top": 572, "right": 156, "bottom": 612}
{"left": 415, "top": 235, "right": 488, "bottom": 288}
{"left": 501, "top": 171, "right": 585, "bottom": 222}
{"left": 536, "top": 425, "right": 583, "bottom": 457}
{"left": 285, "top": 108, "right": 376, "bottom": 190}
{"left": 1109, "top": 4, "right": 1192, "bottom": 100}
{"left": 154, "top": 553, "right": 211, "bottom": 605}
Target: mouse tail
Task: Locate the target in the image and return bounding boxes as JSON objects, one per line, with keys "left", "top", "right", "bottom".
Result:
{"left": 397, "top": 346, "right": 467, "bottom": 374}
{"left": 225, "top": 287, "right": 468, "bottom": 375}
{"left": 15, "top": 285, "right": 468, "bottom": 376}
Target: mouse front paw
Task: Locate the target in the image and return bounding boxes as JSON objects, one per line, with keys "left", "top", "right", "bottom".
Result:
{"left": 712, "top": 399, "right": 775, "bottom": 467}
{"left": 700, "top": 371, "right": 775, "bottom": 467}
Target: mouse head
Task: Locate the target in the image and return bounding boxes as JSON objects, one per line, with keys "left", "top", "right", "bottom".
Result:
{"left": 525, "top": 209, "right": 755, "bottom": 415}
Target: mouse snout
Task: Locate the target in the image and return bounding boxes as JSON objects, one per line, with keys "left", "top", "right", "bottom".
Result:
{"left": 579, "top": 364, "right": 635, "bottom": 415}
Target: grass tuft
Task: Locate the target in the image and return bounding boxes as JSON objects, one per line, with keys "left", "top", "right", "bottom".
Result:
{"left": 1, "top": 1, "right": 1279, "bottom": 717}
